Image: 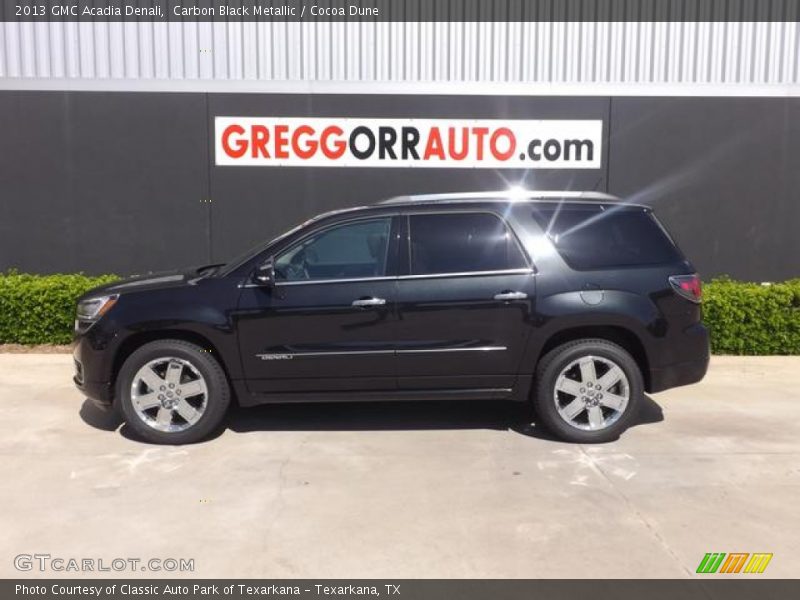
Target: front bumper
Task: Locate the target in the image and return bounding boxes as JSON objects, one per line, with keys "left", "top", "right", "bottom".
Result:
{"left": 73, "top": 375, "right": 114, "bottom": 409}
{"left": 73, "top": 341, "right": 114, "bottom": 408}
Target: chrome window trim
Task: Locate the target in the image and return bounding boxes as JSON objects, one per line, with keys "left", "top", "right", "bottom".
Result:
{"left": 265, "top": 268, "right": 535, "bottom": 287}
{"left": 242, "top": 208, "right": 537, "bottom": 287}
{"left": 274, "top": 275, "right": 398, "bottom": 287}
{"left": 238, "top": 206, "right": 536, "bottom": 289}
{"left": 398, "top": 268, "right": 534, "bottom": 281}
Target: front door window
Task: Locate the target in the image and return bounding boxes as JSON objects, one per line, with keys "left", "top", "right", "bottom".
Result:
{"left": 274, "top": 218, "right": 392, "bottom": 282}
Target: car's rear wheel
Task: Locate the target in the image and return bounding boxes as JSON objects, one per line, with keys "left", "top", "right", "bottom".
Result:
{"left": 117, "top": 340, "right": 230, "bottom": 444}
{"left": 534, "top": 339, "right": 643, "bottom": 443}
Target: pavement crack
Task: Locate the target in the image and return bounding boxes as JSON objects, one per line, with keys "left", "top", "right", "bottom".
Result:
{"left": 578, "top": 445, "right": 694, "bottom": 577}
{"left": 262, "top": 435, "right": 310, "bottom": 551}
{"left": 264, "top": 456, "right": 292, "bottom": 539}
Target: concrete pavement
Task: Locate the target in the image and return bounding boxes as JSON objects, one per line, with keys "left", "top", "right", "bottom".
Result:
{"left": 0, "top": 355, "right": 798, "bottom": 578}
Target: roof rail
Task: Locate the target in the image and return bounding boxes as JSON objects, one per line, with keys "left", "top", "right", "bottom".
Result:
{"left": 378, "top": 190, "right": 621, "bottom": 205}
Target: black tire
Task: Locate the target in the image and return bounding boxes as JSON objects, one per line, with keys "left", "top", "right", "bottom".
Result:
{"left": 533, "top": 339, "right": 643, "bottom": 443}
{"left": 116, "top": 339, "right": 231, "bottom": 445}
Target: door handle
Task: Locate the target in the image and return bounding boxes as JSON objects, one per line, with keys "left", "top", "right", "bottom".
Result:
{"left": 493, "top": 291, "right": 528, "bottom": 301}
{"left": 352, "top": 297, "right": 387, "bottom": 307}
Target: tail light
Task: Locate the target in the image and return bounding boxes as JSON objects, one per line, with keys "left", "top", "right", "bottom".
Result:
{"left": 669, "top": 274, "right": 702, "bottom": 303}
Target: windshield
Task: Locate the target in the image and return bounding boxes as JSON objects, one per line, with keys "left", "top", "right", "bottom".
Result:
{"left": 217, "top": 217, "right": 318, "bottom": 276}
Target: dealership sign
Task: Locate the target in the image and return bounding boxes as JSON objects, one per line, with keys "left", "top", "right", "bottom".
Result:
{"left": 215, "top": 117, "right": 602, "bottom": 169}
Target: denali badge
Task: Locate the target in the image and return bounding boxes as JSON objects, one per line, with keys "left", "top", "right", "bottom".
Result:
{"left": 256, "top": 353, "right": 294, "bottom": 361}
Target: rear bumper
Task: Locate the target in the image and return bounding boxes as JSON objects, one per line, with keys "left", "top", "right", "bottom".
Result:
{"left": 649, "top": 356, "right": 709, "bottom": 393}
{"left": 647, "top": 321, "right": 710, "bottom": 393}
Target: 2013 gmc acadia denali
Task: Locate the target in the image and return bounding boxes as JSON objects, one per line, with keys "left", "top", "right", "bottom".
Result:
{"left": 73, "top": 191, "right": 709, "bottom": 444}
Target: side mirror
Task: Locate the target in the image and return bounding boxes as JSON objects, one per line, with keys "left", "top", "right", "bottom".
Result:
{"left": 254, "top": 260, "right": 275, "bottom": 287}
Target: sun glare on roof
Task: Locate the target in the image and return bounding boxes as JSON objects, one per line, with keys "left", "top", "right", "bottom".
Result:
{"left": 507, "top": 186, "right": 529, "bottom": 200}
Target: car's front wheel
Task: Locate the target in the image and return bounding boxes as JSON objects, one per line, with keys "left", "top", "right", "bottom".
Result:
{"left": 117, "top": 340, "right": 230, "bottom": 444}
{"left": 533, "top": 339, "right": 643, "bottom": 443}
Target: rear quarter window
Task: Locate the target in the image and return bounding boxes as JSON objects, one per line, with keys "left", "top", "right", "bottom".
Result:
{"left": 531, "top": 205, "right": 683, "bottom": 270}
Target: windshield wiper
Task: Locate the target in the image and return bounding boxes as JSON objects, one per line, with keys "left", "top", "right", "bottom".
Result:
{"left": 195, "top": 263, "right": 225, "bottom": 277}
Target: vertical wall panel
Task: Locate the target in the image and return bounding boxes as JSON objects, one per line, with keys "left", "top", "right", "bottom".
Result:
{"left": 19, "top": 21, "right": 35, "bottom": 77}
{"left": 242, "top": 20, "right": 258, "bottom": 80}
{"left": 753, "top": 21, "right": 768, "bottom": 82}
{"left": 254, "top": 21, "right": 268, "bottom": 80}
{"left": 769, "top": 20, "right": 785, "bottom": 82}
{"left": 122, "top": 22, "right": 138, "bottom": 78}
{"left": 335, "top": 21, "right": 349, "bottom": 80}
{"left": 108, "top": 22, "right": 124, "bottom": 78}
{"left": 286, "top": 22, "right": 302, "bottom": 79}
{"left": 153, "top": 20, "right": 169, "bottom": 78}
{"left": 211, "top": 22, "right": 227, "bottom": 79}
{"left": 595, "top": 21, "right": 610, "bottom": 82}
{"left": 225, "top": 22, "right": 243, "bottom": 80}
{"left": 783, "top": 19, "right": 798, "bottom": 82}
{"left": 33, "top": 22, "right": 50, "bottom": 77}
{"left": 462, "top": 21, "right": 476, "bottom": 80}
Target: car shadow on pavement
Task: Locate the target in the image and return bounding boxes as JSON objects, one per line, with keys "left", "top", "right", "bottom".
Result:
{"left": 512, "top": 393, "right": 664, "bottom": 441}
{"left": 225, "top": 393, "right": 664, "bottom": 441}
{"left": 79, "top": 394, "right": 663, "bottom": 444}
{"left": 79, "top": 399, "right": 122, "bottom": 432}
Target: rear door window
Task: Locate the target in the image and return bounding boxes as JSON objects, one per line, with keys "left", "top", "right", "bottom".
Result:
{"left": 531, "top": 205, "right": 683, "bottom": 269}
{"left": 408, "top": 213, "right": 528, "bottom": 275}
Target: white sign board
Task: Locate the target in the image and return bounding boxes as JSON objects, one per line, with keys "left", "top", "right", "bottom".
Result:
{"left": 215, "top": 117, "right": 602, "bottom": 169}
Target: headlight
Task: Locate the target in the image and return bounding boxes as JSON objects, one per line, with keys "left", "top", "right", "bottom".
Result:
{"left": 76, "top": 294, "right": 119, "bottom": 322}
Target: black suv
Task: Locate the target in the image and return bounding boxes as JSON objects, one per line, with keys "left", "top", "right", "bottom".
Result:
{"left": 73, "top": 191, "right": 709, "bottom": 444}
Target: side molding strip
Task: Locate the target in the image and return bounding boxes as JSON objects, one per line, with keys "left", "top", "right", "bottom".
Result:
{"left": 256, "top": 346, "right": 507, "bottom": 360}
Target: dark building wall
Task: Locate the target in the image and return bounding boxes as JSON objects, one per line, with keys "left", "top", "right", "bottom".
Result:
{"left": 0, "top": 91, "right": 797, "bottom": 281}
{"left": 0, "top": 92, "right": 211, "bottom": 275}
{"left": 608, "top": 97, "right": 800, "bottom": 282}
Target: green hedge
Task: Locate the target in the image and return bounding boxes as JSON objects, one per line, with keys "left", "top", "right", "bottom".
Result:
{"left": 703, "top": 277, "right": 800, "bottom": 355}
{"left": 0, "top": 271, "right": 119, "bottom": 345}
{"left": 0, "top": 272, "right": 798, "bottom": 353}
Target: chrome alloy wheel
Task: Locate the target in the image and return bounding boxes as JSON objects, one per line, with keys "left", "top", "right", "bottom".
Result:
{"left": 553, "top": 355, "right": 630, "bottom": 431}
{"left": 130, "top": 357, "right": 208, "bottom": 433}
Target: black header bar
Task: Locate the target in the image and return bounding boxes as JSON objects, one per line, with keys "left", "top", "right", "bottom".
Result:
{"left": 3, "top": 0, "right": 800, "bottom": 22}
{"left": 5, "top": 579, "right": 800, "bottom": 600}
